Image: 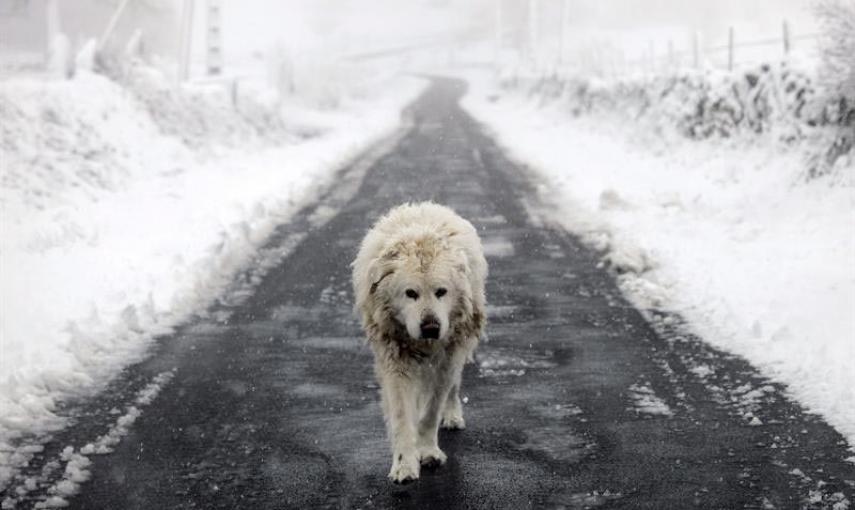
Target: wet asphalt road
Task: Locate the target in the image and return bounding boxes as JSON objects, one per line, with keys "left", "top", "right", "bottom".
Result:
{"left": 9, "top": 78, "right": 855, "bottom": 509}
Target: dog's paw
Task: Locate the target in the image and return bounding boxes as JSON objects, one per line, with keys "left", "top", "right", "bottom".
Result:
{"left": 440, "top": 413, "right": 466, "bottom": 430}
{"left": 418, "top": 446, "right": 447, "bottom": 468}
{"left": 388, "top": 452, "right": 420, "bottom": 484}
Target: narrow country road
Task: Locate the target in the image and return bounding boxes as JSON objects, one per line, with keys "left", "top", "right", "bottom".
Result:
{"left": 9, "top": 79, "right": 854, "bottom": 509}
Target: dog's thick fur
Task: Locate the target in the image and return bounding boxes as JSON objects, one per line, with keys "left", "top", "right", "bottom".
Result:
{"left": 352, "top": 202, "right": 487, "bottom": 483}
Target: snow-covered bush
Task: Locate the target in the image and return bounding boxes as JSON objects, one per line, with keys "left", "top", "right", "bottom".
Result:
{"left": 119, "top": 65, "right": 300, "bottom": 149}
{"left": 506, "top": 64, "right": 834, "bottom": 138}
{"left": 0, "top": 65, "right": 306, "bottom": 213}
{"left": 0, "top": 73, "right": 156, "bottom": 212}
{"left": 500, "top": 61, "right": 852, "bottom": 178}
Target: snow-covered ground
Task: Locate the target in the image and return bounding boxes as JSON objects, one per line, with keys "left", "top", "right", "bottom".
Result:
{"left": 0, "top": 66, "right": 424, "bottom": 487}
{"left": 463, "top": 71, "right": 855, "bottom": 449}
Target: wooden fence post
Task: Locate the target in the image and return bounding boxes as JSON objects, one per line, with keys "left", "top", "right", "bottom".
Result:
{"left": 648, "top": 39, "right": 654, "bottom": 75}
{"left": 230, "top": 78, "right": 239, "bottom": 110}
{"left": 693, "top": 31, "right": 700, "bottom": 69}
{"left": 782, "top": 20, "right": 791, "bottom": 55}
{"left": 667, "top": 39, "right": 674, "bottom": 70}
{"left": 727, "top": 26, "right": 734, "bottom": 71}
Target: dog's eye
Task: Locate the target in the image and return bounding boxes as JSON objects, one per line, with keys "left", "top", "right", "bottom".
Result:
{"left": 435, "top": 288, "right": 447, "bottom": 298}
{"left": 405, "top": 289, "right": 419, "bottom": 300}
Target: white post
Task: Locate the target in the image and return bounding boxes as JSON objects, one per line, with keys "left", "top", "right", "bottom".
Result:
{"left": 44, "top": 0, "right": 73, "bottom": 77}
{"left": 206, "top": 0, "right": 222, "bottom": 75}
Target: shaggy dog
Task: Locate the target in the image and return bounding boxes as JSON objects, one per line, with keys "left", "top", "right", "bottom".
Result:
{"left": 352, "top": 202, "right": 487, "bottom": 483}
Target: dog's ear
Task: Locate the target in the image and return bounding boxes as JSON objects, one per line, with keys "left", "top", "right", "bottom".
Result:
{"left": 368, "top": 246, "right": 400, "bottom": 295}
{"left": 369, "top": 269, "right": 394, "bottom": 295}
{"left": 454, "top": 290, "right": 485, "bottom": 341}
{"left": 451, "top": 248, "right": 485, "bottom": 339}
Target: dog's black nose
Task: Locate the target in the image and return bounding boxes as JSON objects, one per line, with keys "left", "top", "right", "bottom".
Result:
{"left": 420, "top": 317, "right": 441, "bottom": 339}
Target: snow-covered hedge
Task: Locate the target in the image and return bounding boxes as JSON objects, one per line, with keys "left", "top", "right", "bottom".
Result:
{"left": 121, "top": 66, "right": 302, "bottom": 149}
{"left": 501, "top": 63, "right": 854, "bottom": 176}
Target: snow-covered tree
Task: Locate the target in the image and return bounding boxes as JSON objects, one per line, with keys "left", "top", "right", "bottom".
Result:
{"left": 812, "top": 0, "right": 855, "bottom": 174}
{"left": 816, "top": 0, "right": 855, "bottom": 99}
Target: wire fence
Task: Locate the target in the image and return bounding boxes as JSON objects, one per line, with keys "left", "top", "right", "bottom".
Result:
{"left": 487, "top": 1, "right": 827, "bottom": 79}
{"left": 628, "top": 25, "right": 824, "bottom": 76}
{"left": 544, "top": 26, "right": 824, "bottom": 79}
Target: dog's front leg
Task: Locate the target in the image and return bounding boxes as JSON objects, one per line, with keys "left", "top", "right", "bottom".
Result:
{"left": 416, "top": 379, "right": 449, "bottom": 468}
{"left": 441, "top": 355, "right": 467, "bottom": 430}
{"left": 381, "top": 373, "right": 420, "bottom": 483}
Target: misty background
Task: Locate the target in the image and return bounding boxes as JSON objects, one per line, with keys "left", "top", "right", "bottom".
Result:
{"left": 0, "top": 0, "right": 822, "bottom": 82}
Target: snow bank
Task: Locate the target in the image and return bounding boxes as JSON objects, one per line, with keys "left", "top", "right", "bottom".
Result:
{"left": 0, "top": 67, "right": 425, "bottom": 488}
{"left": 463, "top": 71, "right": 855, "bottom": 449}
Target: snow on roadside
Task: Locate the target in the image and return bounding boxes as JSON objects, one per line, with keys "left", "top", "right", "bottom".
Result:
{"left": 3, "top": 370, "right": 174, "bottom": 509}
{"left": 0, "top": 68, "right": 425, "bottom": 488}
{"left": 627, "top": 383, "right": 674, "bottom": 417}
{"left": 462, "top": 72, "right": 855, "bottom": 449}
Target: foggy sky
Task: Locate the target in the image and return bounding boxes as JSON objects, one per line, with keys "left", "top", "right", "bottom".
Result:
{"left": 209, "top": 0, "right": 819, "bottom": 66}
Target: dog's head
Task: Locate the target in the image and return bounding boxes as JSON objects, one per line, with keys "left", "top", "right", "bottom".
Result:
{"left": 365, "top": 234, "right": 473, "bottom": 343}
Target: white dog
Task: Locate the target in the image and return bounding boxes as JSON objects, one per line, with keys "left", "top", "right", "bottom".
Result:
{"left": 352, "top": 202, "right": 488, "bottom": 483}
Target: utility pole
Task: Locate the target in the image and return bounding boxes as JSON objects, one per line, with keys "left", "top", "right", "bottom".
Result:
{"left": 558, "top": 0, "right": 568, "bottom": 65}
{"left": 527, "top": 0, "right": 538, "bottom": 66}
{"left": 178, "top": 0, "right": 195, "bottom": 82}
{"left": 206, "top": 0, "right": 222, "bottom": 75}
{"left": 494, "top": 0, "right": 503, "bottom": 67}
